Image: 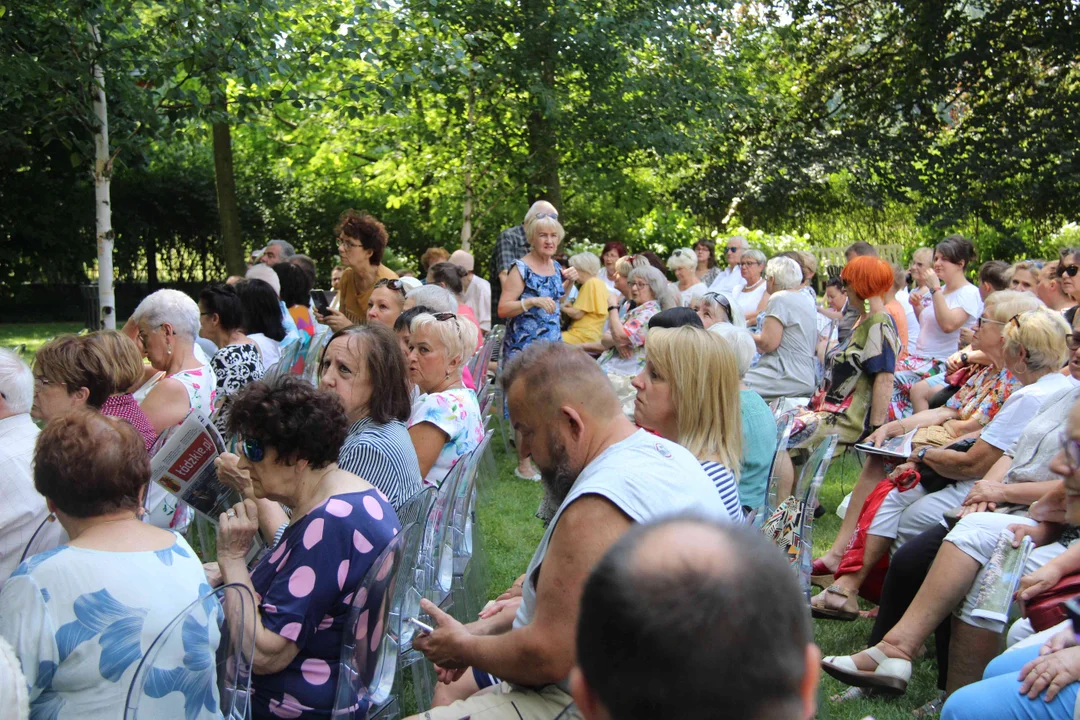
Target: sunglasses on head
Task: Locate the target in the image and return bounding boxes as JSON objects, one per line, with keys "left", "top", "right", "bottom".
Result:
{"left": 433, "top": 312, "right": 457, "bottom": 321}
{"left": 240, "top": 436, "right": 265, "bottom": 463}
{"left": 703, "top": 292, "right": 732, "bottom": 309}
{"left": 374, "top": 278, "right": 406, "bottom": 295}
{"left": 534, "top": 212, "right": 559, "bottom": 220}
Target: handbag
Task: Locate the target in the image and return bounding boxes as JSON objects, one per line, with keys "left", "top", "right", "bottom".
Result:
{"left": 919, "top": 437, "right": 976, "bottom": 494}
{"left": 1026, "top": 573, "right": 1080, "bottom": 632}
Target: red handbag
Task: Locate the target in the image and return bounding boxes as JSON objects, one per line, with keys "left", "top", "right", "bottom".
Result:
{"left": 1026, "top": 573, "right": 1080, "bottom": 632}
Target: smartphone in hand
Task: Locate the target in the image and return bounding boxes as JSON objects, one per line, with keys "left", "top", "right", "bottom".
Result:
{"left": 310, "top": 289, "right": 331, "bottom": 315}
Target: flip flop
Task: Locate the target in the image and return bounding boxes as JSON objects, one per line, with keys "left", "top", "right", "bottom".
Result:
{"left": 821, "top": 645, "right": 911, "bottom": 695}
{"left": 810, "top": 584, "right": 860, "bottom": 621}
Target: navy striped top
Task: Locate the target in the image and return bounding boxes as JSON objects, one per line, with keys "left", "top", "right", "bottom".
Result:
{"left": 338, "top": 417, "right": 423, "bottom": 511}
{"left": 701, "top": 461, "right": 744, "bottom": 522}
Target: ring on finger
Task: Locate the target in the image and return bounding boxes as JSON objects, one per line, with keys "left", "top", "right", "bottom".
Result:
{"left": 227, "top": 510, "right": 237, "bottom": 518}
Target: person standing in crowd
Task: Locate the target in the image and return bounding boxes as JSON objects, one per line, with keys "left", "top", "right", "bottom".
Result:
{"left": 329, "top": 264, "right": 346, "bottom": 311}
{"left": 907, "top": 246, "right": 936, "bottom": 322}
{"left": 571, "top": 518, "right": 820, "bottom": 720}
{"left": 561, "top": 252, "right": 610, "bottom": 345}
{"left": 0, "top": 349, "right": 46, "bottom": 589}
{"left": 422, "top": 246, "right": 451, "bottom": 275}
{"left": 244, "top": 263, "right": 302, "bottom": 348}
{"left": 198, "top": 283, "right": 266, "bottom": 431}
{"left": 734, "top": 248, "right": 770, "bottom": 326}
{"left": 668, "top": 248, "right": 708, "bottom": 308}
{"left": 497, "top": 209, "right": 575, "bottom": 480}
{"left": 707, "top": 235, "right": 748, "bottom": 295}
{"left": 259, "top": 239, "right": 295, "bottom": 265}
{"left": 128, "top": 288, "right": 218, "bottom": 433}
{"left": 598, "top": 241, "right": 629, "bottom": 293}
{"left": 317, "top": 209, "right": 399, "bottom": 329}
{"left": 892, "top": 263, "right": 921, "bottom": 356}
{"left": 489, "top": 201, "right": 559, "bottom": 325}
{"left": 693, "top": 238, "right": 721, "bottom": 287}
{"left": 407, "top": 342, "right": 729, "bottom": 720}
{"left": 450, "top": 249, "right": 492, "bottom": 334}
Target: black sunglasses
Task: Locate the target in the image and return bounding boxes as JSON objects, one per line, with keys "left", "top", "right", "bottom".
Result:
{"left": 433, "top": 312, "right": 457, "bottom": 321}
{"left": 702, "top": 292, "right": 732, "bottom": 310}
{"left": 1058, "top": 264, "right": 1080, "bottom": 278}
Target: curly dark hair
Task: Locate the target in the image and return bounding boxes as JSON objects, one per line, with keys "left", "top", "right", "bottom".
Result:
{"left": 335, "top": 209, "right": 388, "bottom": 267}
{"left": 35, "top": 409, "right": 150, "bottom": 518}
{"left": 227, "top": 375, "right": 348, "bottom": 468}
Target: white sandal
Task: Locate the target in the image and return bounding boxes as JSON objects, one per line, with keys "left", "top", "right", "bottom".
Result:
{"left": 821, "top": 644, "right": 911, "bottom": 695}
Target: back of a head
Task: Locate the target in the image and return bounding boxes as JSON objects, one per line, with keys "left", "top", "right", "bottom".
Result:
{"left": 501, "top": 342, "right": 621, "bottom": 421}
{"left": 429, "top": 261, "right": 468, "bottom": 296}
{"left": 845, "top": 240, "right": 878, "bottom": 258}
{"left": 707, "top": 322, "right": 756, "bottom": 378}
{"left": 405, "top": 284, "right": 457, "bottom": 314}
{"left": 131, "top": 288, "right": 200, "bottom": 341}
{"left": 421, "top": 247, "right": 451, "bottom": 271}
{"left": 289, "top": 254, "right": 317, "bottom": 287}
{"left": 648, "top": 307, "right": 703, "bottom": 330}
{"left": 394, "top": 305, "right": 432, "bottom": 333}
{"left": 268, "top": 239, "right": 296, "bottom": 258}
{"left": 840, "top": 256, "right": 893, "bottom": 300}
{"left": 569, "top": 252, "right": 601, "bottom": 277}
{"left": 199, "top": 283, "right": 245, "bottom": 331}
{"left": 273, "top": 260, "right": 313, "bottom": 307}
{"left": 979, "top": 260, "right": 1010, "bottom": 291}
{"left": 235, "top": 279, "right": 286, "bottom": 341}
{"left": 576, "top": 518, "right": 812, "bottom": 720}
{"left": 0, "top": 348, "right": 33, "bottom": 415}
{"left": 245, "top": 262, "right": 282, "bottom": 297}
{"left": 79, "top": 330, "right": 145, "bottom": 402}
{"left": 984, "top": 289, "right": 1042, "bottom": 322}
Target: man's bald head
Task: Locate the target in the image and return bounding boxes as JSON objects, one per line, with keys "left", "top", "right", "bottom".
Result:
{"left": 574, "top": 517, "right": 816, "bottom": 720}
{"left": 500, "top": 342, "right": 621, "bottom": 423}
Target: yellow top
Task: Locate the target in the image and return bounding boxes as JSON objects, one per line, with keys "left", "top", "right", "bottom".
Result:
{"left": 338, "top": 264, "right": 399, "bottom": 325}
{"left": 562, "top": 277, "right": 610, "bottom": 344}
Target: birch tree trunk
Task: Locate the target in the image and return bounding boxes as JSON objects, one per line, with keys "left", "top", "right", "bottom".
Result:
{"left": 460, "top": 85, "right": 476, "bottom": 252}
{"left": 91, "top": 23, "right": 115, "bottom": 329}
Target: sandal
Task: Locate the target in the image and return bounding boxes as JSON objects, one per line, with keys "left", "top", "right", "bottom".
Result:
{"left": 821, "top": 643, "right": 911, "bottom": 695}
{"left": 810, "top": 558, "right": 835, "bottom": 589}
{"left": 810, "top": 584, "right": 859, "bottom": 621}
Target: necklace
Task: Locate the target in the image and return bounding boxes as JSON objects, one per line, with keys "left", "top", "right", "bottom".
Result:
{"left": 743, "top": 278, "right": 764, "bottom": 291}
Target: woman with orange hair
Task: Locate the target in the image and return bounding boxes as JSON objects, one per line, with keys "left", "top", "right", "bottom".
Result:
{"left": 789, "top": 256, "right": 900, "bottom": 449}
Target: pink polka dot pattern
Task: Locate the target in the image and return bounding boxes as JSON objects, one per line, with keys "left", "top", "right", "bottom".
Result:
{"left": 353, "top": 530, "right": 373, "bottom": 554}
{"left": 262, "top": 603, "right": 278, "bottom": 614}
{"left": 343, "top": 592, "right": 354, "bottom": 605}
{"left": 354, "top": 587, "right": 368, "bottom": 608}
{"left": 363, "top": 495, "right": 384, "bottom": 520}
{"left": 337, "top": 559, "right": 350, "bottom": 591}
{"left": 288, "top": 566, "right": 317, "bottom": 598}
{"left": 376, "top": 554, "right": 393, "bottom": 581}
{"left": 302, "top": 518, "right": 324, "bottom": 549}
{"left": 276, "top": 549, "right": 292, "bottom": 571}
{"left": 317, "top": 615, "right": 334, "bottom": 631}
{"left": 325, "top": 498, "right": 353, "bottom": 517}
{"left": 268, "top": 541, "right": 289, "bottom": 565}
{"left": 301, "top": 658, "right": 332, "bottom": 686}
{"left": 370, "top": 613, "right": 383, "bottom": 652}
{"left": 279, "top": 622, "right": 302, "bottom": 642}
{"left": 355, "top": 609, "right": 369, "bottom": 639}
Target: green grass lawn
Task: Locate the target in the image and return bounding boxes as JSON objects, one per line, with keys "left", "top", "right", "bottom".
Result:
{"left": 7, "top": 321, "right": 942, "bottom": 717}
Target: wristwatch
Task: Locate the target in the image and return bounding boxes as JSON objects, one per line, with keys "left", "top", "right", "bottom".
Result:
{"left": 917, "top": 447, "right": 929, "bottom": 463}
{"left": 960, "top": 351, "right": 969, "bottom": 365}
{"left": 607, "top": 305, "right": 619, "bottom": 312}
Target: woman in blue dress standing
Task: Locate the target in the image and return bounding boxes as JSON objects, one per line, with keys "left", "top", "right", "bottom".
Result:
{"left": 497, "top": 210, "right": 577, "bottom": 479}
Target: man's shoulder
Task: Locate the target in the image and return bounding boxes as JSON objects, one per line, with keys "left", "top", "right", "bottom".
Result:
{"left": 473, "top": 275, "right": 492, "bottom": 291}
{"left": 497, "top": 224, "right": 525, "bottom": 242}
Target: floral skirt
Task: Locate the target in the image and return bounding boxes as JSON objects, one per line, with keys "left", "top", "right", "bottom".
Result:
{"left": 887, "top": 355, "right": 945, "bottom": 422}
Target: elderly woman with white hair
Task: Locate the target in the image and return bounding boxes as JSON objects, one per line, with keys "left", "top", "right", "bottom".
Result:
{"left": 561, "top": 252, "right": 610, "bottom": 344}
{"left": 736, "top": 248, "right": 770, "bottom": 325}
{"left": 743, "top": 256, "right": 819, "bottom": 401}
{"left": 406, "top": 312, "right": 484, "bottom": 487}
{"left": 709, "top": 323, "right": 780, "bottom": 513}
{"left": 697, "top": 291, "right": 746, "bottom": 329}
{"left": 128, "top": 289, "right": 218, "bottom": 433}
{"left": 668, "top": 248, "right": 708, "bottom": 308}
{"left": 598, "top": 265, "right": 676, "bottom": 377}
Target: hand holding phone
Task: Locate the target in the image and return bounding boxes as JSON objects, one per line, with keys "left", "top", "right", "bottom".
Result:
{"left": 310, "top": 289, "right": 330, "bottom": 315}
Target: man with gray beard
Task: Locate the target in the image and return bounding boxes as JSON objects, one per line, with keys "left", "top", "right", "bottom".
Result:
{"left": 409, "top": 342, "right": 730, "bottom": 720}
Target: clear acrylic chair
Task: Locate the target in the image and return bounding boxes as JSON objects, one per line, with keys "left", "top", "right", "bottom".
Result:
{"left": 794, "top": 433, "right": 839, "bottom": 599}
{"left": 332, "top": 528, "right": 411, "bottom": 720}
{"left": 757, "top": 409, "right": 798, "bottom": 523}
{"left": 393, "top": 487, "right": 438, "bottom": 659}
{"left": 124, "top": 583, "right": 256, "bottom": 719}
{"left": 449, "top": 434, "right": 494, "bottom": 623}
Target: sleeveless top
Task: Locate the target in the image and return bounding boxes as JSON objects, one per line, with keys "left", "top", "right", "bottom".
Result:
{"left": 511, "top": 430, "right": 731, "bottom": 693}
{"left": 170, "top": 365, "right": 217, "bottom": 417}
{"left": 501, "top": 258, "right": 564, "bottom": 363}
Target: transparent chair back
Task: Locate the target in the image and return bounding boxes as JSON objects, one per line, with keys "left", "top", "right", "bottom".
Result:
{"left": 394, "top": 487, "right": 438, "bottom": 655}
{"left": 301, "top": 327, "right": 332, "bottom": 386}
{"left": 124, "top": 583, "right": 256, "bottom": 719}
{"left": 332, "top": 530, "right": 410, "bottom": 718}
{"left": 794, "top": 433, "right": 839, "bottom": 597}
{"left": 762, "top": 409, "right": 798, "bottom": 520}
{"left": 451, "top": 431, "right": 494, "bottom": 571}
{"left": 18, "top": 513, "right": 67, "bottom": 565}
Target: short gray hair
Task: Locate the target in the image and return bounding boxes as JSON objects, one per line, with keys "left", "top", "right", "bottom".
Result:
{"left": 569, "top": 252, "right": 601, "bottom": 277}
{"left": 0, "top": 348, "right": 33, "bottom": 415}
{"left": 765, "top": 256, "right": 802, "bottom": 291}
{"left": 268, "top": 239, "right": 296, "bottom": 257}
{"left": 707, "top": 323, "right": 756, "bottom": 378}
{"left": 629, "top": 266, "right": 679, "bottom": 310}
{"left": 741, "top": 249, "right": 766, "bottom": 265}
{"left": 667, "top": 248, "right": 697, "bottom": 272}
{"left": 410, "top": 312, "right": 478, "bottom": 366}
{"left": 405, "top": 284, "right": 457, "bottom": 314}
{"left": 131, "top": 289, "right": 200, "bottom": 341}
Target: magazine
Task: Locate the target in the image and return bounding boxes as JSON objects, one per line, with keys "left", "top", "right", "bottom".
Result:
{"left": 854, "top": 428, "right": 918, "bottom": 459}
{"left": 148, "top": 411, "right": 241, "bottom": 525}
{"left": 971, "top": 530, "right": 1034, "bottom": 624}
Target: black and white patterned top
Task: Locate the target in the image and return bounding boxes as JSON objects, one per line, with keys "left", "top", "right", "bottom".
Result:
{"left": 211, "top": 343, "right": 266, "bottom": 397}
{"left": 338, "top": 416, "right": 423, "bottom": 511}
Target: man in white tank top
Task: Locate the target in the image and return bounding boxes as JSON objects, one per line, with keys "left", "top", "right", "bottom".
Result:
{"left": 409, "top": 343, "right": 729, "bottom": 720}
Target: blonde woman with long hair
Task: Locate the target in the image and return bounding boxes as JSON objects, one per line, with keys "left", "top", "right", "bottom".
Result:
{"left": 631, "top": 326, "right": 744, "bottom": 521}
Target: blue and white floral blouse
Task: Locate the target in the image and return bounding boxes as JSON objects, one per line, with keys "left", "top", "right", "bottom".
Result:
{"left": 408, "top": 388, "right": 484, "bottom": 487}
{"left": 0, "top": 533, "right": 213, "bottom": 719}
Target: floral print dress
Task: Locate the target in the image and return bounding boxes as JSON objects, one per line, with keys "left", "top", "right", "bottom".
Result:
{"left": 408, "top": 388, "right": 484, "bottom": 487}
{"left": 597, "top": 299, "right": 661, "bottom": 376}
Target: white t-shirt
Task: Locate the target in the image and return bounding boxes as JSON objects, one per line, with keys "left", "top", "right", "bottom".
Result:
{"left": 673, "top": 281, "right": 708, "bottom": 307}
{"left": 249, "top": 333, "right": 281, "bottom": 367}
{"left": 895, "top": 288, "right": 921, "bottom": 355}
{"left": 916, "top": 284, "right": 982, "bottom": 360}
{"left": 735, "top": 281, "right": 768, "bottom": 320}
{"left": 708, "top": 266, "right": 747, "bottom": 295}
{"left": 981, "top": 373, "right": 1075, "bottom": 450}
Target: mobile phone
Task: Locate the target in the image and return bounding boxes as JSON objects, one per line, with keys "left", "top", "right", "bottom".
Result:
{"left": 406, "top": 617, "right": 434, "bottom": 634}
{"left": 1065, "top": 597, "right": 1080, "bottom": 630}
{"left": 310, "top": 289, "right": 330, "bottom": 315}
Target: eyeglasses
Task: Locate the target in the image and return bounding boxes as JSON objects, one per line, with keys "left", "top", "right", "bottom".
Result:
{"left": 629, "top": 281, "right": 649, "bottom": 289}
{"left": 240, "top": 436, "right": 265, "bottom": 463}
{"left": 1060, "top": 430, "right": 1080, "bottom": 474}
{"left": 337, "top": 235, "right": 364, "bottom": 250}
{"left": 725, "top": 246, "right": 740, "bottom": 253}
{"left": 33, "top": 375, "right": 54, "bottom": 390}
{"left": 1067, "top": 332, "right": 1080, "bottom": 352}
{"left": 374, "top": 278, "right": 406, "bottom": 295}
{"left": 739, "top": 260, "right": 760, "bottom": 267}
{"left": 1058, "top": 264, "right": 1080, "bottom": 278}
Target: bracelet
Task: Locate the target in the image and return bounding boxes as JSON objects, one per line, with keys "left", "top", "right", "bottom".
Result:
{"left": 521, "top": 299, "right": 528, "bottom": 313}
{"left": 929, "top": 286, "right": 939, "bottom": 295}
{"left": 608, "top": 305, "right": 619, "bottom": 312}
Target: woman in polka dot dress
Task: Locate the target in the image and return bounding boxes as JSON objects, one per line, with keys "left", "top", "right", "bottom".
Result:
{"left": 214, "top": 377, "right": 401, "bottom": 718}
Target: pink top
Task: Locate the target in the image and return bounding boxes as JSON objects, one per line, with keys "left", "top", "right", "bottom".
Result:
{"left": 101, "top": 393, "right": 158, "bottom": 451}
{"left": 457, "top": 303, "right": 484, "bottom": 349}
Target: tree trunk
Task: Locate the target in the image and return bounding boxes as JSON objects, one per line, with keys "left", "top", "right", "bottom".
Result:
{"left": 460, "top": 85, "right": 476, "bottom": 251}
{"left": 91, "top": 23, "right": 115, "bottom": 330}
{"left": 213, "top": 120, "right": 245, "bottom": 276}
{"left": 522, "top": 0, "right": 561, "bottom": 210}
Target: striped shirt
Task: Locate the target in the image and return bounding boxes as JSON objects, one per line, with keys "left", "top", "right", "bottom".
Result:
{"left": 338, "top": 416, "right": 423, "bottom": 511}
{"left": 701, "top": 461, "right": 744, "bottom": 522}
